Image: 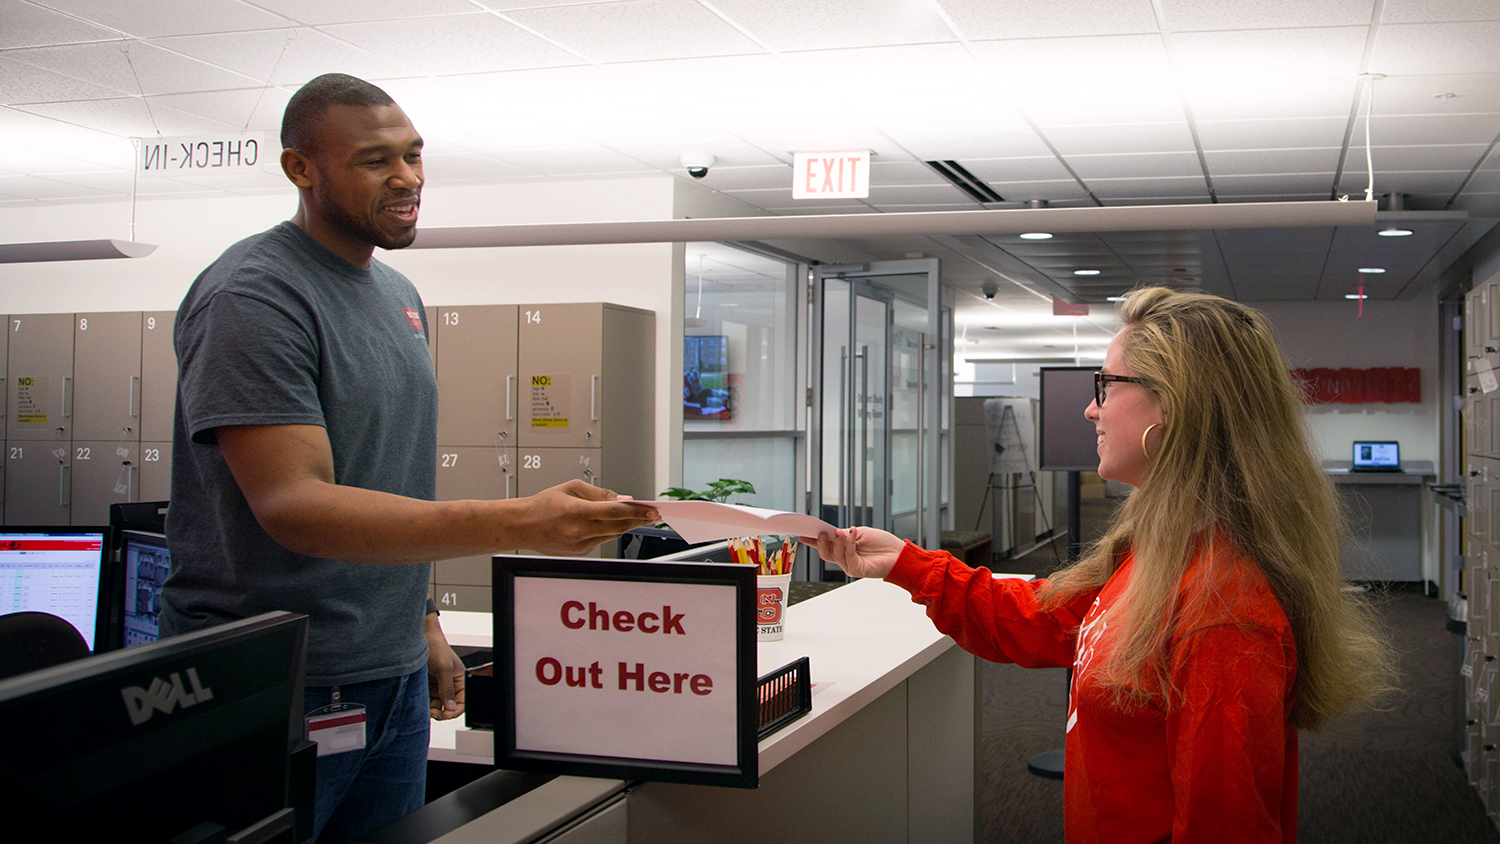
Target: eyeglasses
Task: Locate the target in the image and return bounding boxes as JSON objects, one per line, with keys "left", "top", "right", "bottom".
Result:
{"left": 1094, "top": 372, "right": 1147, "bottom": 407}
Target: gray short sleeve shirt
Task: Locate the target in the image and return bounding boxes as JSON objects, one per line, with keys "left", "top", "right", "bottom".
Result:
{"left": 162, "top": 221, "right": 437, "bottom": 686}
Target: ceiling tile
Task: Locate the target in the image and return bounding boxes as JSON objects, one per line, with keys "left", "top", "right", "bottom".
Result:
{"left": 1371, "top": 144, "right": 1491, "bottom": 171}
{"left": 869, "top": 160, "right": 953, "bottom": 186}
{"left": 151, "top": 28, "right": 418, "bottom": 86}
{"left": 1346, "top": 171, "right": 1470, "bottom": 196}
{"left": 601, "top": 140, "right": 784, "bottom": 172}
{"left": 1213, "top": 173, "right": 1337, "bottom": 196}
{"left": 968, "top": 34, "right": 1173, "bottom": 88}
{"left": 421, "top": 151, "right": 536, "bottom": 181}
{"left": 0, "top": 54, "right": 128, "bottom": 103}
{"left": 30, "top": 0, "right": 291, "bottom": 38}
{"left": 1382, "top": 0, "right": 1500, "bottom": 24}
{"left": 10, "top": 40, "right": 261, "bottom": 96}
{"left": 0, "top": 172, "right": 119, "bottom": 198}
{"left": 1018, "top": 84, "right": 1189, "bottom": 126}
{"left": 1369, "top": 73, "right": 1500, "bottom": 115}
{"left": 1360, "top": 112, "right": 1500, "bottom": 146}
{"left": 505, "top": 0, "right": 764, "bottom": 64}
{"left": 780, "top": 44, "right": 998, "bottom": 129}
{"left": 147, "top": 89, "right": 268, "bottom": 129}
{"left": 1161, "top": 0, "right": 1375, "bottom": 31}
{"left": 687, "top": 165, "right": 790, "bottom": 191}
{"left": 1088, "top": 175, "right": 1209, "bottom": 198}
{"left": 1041, "top": 122, "right": 1197, "bottom": 156}
{"left": 1203, "top": 146, "right": 1342, "bottom": 175}
{"left": 1455, "top": 193, "right": 1500, "bottom": 216}
{"left": 883, "top": 127, "right": 1051, "bottom": 161}
{"left": 971, "top": 179, "right": 1091, "bottom": 203}
{"left": 1465, "top": 172, "right": 1500, "bottom": 193}
{"left": 866, "top": 184, "right": 973, "bottom": 205}
{"left": 1372, "top": 22, "right": 1500, "bottom": 76}
{"left": 1195, "top": 116, "right": 1350, "bottom": 150}
{"left": 0, "top": 142, "right": 108, "bottom": 174}
{"left": 323, "top": 13, "right": 585, "bottom": 76}
{"left": 942, "top": 0, "right": 1160, "bottom": 39}
{"left": 0, "top": 0, "right": 120, "bottom": 48}
{"left": 1065, "top": 151, "right": 1204, "bottom": 180}
{"left": 704, "top": 0, "right": 955, "bottom": 52}
{"left": 247, "top": 0, "right": 480, "bottom": 25}
{"left": 960, "top": 157, "right": 1076, "bottom": 182}
{"left": 491, "top": 145, "right": 658, "bottom": 176}
{"left": 14, "top": 97, "right": 238, "bottom": 138}
{"left": 1170, "top": 27, "right": 1369, "bottom": 80}
{"left": 1181, "top": 76, "right": 1358, "bottom": 120}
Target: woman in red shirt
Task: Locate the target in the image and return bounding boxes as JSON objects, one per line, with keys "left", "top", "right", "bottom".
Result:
{"left": 809, "top": 287, "right": 1393, "bottom": 843}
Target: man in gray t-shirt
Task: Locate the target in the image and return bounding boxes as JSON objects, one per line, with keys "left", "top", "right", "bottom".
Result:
{"left": 162, "top": 74, "right": 656, "bottom": 844}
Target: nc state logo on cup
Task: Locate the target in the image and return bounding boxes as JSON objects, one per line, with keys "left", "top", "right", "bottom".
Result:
{"left": 757, "top": 586, "right": 784, "bottom": 624}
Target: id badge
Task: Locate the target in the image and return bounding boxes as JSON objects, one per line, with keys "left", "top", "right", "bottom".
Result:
{"left": 305, "top": 703, "right": 367, "bottom": 757}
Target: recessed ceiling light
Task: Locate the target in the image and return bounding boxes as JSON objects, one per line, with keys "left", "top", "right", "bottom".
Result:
{"left": 1345, "top": 294, "right": 1369, "bottom": 300}
{"left": 1377, "top": 226, "right": 1413, "bottom": 237}
{"left": 1019, "top": 232, "right": 1053, "bottom": 240}
{"left": 1357, "top": 267, "right": 1386, "bottom": 273}
{"left": 1073, "top": 269, "right": 1100, "bottom": 276}
{"left": 1106, "top": 296, "right": 1128, "bottom": 302}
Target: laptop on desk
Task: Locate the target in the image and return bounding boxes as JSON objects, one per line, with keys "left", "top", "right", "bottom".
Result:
{"left": 1351, "top": 441, "right": 1402, "bottom": 473}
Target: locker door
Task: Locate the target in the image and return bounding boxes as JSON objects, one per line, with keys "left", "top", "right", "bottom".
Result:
{"left": 70, "top": 440, "right": 137, "bottom": 525}
{"left": 517, "top": 304, "right": 601, "bottom": 449}
{"left": 138, "top": 441, "right": 171, "bottom": 503}
{"left": 435, "top": 305, "right": 518, "bottom": 447}
{"left": 517, "top": 447, "right": 601, "bottom": 495}
{"left": 6, "top": 313, "right": 75, "bottom": 442}
{"left": 140, "top": 311, "right": 177, "bottom": 445}
{"left": 4, "top": 442, "right": 71, "bottom": 525}
{"left": 73, "top": 312, "right": 144, "bottom": 444}
{"left": 433, "top": 446, "right": 514, "bottom": 606}
{"left": 424, "top": 306, "right": 437, "bottom": 367}
{"left": 1488, "top": 280, "right": 1500, "bottom": 370}
{"left": 1469, "top": 288, "right": 1485, "bottom": 363}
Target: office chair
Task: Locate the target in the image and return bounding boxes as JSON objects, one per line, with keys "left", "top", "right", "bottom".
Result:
{"left": 0, "top": 612, "right": 91, "bottom": 681}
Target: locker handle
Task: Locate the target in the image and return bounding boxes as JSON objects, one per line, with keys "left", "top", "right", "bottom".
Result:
{"left": 1488, "top": 347, "right": 1497, "bottom": 354}
{"left": 129, "top": 375, "right": 139, "bottom": 418}
{"left": 127, "top": 465, "right": 137, "bottom": 502}
{"left": 1488, "top": 745, "right": 1496, "bottom": 752}
{"left": 590, "top": 375, "right": 598, "bottom": 422}
{"left": 59, "top": 465, "right": 69, "bottom": 507}
{"left": 505, "top": 375, "right": 514, "bottom": 422}
{"left": 504, "top": 471, "right": 513, "bottom": 500}
{"left": 1472, "top": 720, "right": 1480, "bottom": 726}
{"left": 1487, "top": 655, "right": 1496, "bottom": 662}
{"left": 62, "top": 376, "right": 72, "bottom": 418}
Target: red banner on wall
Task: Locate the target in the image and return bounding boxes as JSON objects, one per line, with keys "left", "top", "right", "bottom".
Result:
{"left": 1289, "top": 368, "right": 1420, "bottom": 404}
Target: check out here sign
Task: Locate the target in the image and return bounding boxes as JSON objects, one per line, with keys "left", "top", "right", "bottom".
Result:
{"left": 793, "top": 150, "right": 871, "bottom": 199}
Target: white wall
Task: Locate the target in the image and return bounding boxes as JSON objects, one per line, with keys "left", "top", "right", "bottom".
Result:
{"left": 1253, "top": 296, "right": 1440, "bottom": 465}
{"left": 0, "top": 175, "right": 688, "bottom": 492}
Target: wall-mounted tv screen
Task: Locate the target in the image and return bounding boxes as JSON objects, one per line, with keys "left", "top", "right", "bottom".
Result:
{"left": 684, "top": 335, "right": 733, "bottom": 420}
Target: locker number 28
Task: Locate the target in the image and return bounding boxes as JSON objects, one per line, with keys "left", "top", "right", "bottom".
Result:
{"left": 523, "top": 454, "right": 541, "bottom": 469}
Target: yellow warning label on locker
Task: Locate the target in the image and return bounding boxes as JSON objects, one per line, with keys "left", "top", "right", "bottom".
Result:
{"left": 15, "top": 376, "right": 47, "bottom": 425}
{"left": 529, "top": 373, "right": 571, "bottom": 428}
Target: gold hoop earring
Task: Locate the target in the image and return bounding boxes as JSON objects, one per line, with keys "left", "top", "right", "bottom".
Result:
{"left": 1142, "top": 423, "right": 1161, "bottom": 460}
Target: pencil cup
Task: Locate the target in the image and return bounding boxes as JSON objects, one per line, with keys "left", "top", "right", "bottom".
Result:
{"left": 756, "top": 573, "right": 791, "bottom": 641}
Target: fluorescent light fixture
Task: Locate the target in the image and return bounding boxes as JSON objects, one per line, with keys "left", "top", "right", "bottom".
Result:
{"left": 1356, "top": 267, "right": 1386, "bottom": 273}
{"left": 1018, "top": 232, "right": 1053, "bottom": 240}
{"left": 1345, "top": 294, "right": 1369, "bottom": 299}
{"left": 0, "top": 239, "right": 158, "bottom": 264}
{"left": 1106, "top": 296, "right": 1128, "bottom": 302}
{"left": 1377, "top": 226, "right": 1413, "bottom": 237}
{"left": 1073, "top": 269, "right": 1100, "bottom": 275}
{"left": 412, "top": 201, "right": 1379, "bottom": 249}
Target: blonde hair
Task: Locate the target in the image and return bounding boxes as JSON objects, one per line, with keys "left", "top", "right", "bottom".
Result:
{"left": 1043, "top": 287, "right": 1393, "bottom": 730}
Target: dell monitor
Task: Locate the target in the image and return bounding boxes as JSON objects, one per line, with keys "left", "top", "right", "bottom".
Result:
{"left": 0, "top": 611, "right": 313, "bottom": 844}
{"left": 0, "top": 527, "right": 111, "bottom": 652}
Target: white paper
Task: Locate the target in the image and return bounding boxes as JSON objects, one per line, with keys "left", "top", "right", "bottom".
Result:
{"left": 642, "top": 500, "right": 840, "bottom": 544}
{"left": 1481, "top": 369, "right": 1499, "bottom": 395}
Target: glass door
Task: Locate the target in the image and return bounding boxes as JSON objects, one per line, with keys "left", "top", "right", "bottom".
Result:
{"left": 813, "top": 259, "right": 941, "bottom": 568}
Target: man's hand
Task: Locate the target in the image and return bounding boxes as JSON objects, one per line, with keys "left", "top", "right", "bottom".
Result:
{"left": 802, "top": 526, "right": 906, "bottom": 579}
{"left": 425, "top": 614, "right": 465, "bottom": 721}
{"left": 516, "top": 480, "right": 659, "bottom": 556}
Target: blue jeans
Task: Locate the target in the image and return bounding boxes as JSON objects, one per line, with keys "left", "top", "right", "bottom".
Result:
{"left": 304, "top": 667, "right": 430, "bottom": 843}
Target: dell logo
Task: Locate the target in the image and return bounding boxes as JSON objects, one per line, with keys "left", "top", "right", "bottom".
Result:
{"left": 120, "top": 667, "right": 214, "bottom": 726}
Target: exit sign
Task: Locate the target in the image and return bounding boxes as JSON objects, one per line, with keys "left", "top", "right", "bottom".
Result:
{"left": 793, "top": 150, "right": 870, "bottom": 199}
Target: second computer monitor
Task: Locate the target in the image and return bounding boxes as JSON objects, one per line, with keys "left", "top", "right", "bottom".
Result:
{"left": 0, "top": 527, "right": 111, "bottom": 652}
{"left": 119, "top": 530, "right": 170, "bottom": 649}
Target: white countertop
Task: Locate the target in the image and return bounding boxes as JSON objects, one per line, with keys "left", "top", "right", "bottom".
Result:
{"left": 429, "top": 577, "right": 958, "bottom": 772}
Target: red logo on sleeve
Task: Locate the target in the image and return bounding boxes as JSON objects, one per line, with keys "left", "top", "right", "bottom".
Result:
{"left": 402, "top": 308, "right": 424, "bottom": 331}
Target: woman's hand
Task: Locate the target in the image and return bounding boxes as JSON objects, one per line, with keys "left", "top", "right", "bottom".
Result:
{"left": 801, "top": 526, "right": 906, "bottom": 579}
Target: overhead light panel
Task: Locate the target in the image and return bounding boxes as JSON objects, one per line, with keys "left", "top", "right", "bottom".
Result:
{"left": 1073, "top": 269, "right": 1100, "bottom": 276}
{"left": 1018, "top": 232, "right": 1053, "bottom": 240}
{"left": 1357, "top": 267, "right": 1386, "bottom": 273}
{"left": 1106, "top": 296, "right": 1128, "bottom": 302}
{"left": 0, "top": 239, "right": 158, "bottom": 264}
{"left": 1377, "top": 226, "right": 1413, "bottom": 237}
{"left": 1345, "top": 294, "right": 1369, "bottom": 300}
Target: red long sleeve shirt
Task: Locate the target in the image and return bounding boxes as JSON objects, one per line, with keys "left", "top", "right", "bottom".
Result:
{"left": 887, "top": 542, "right": 1297, "bottom": 843}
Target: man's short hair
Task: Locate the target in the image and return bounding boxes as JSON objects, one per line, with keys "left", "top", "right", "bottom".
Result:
{"left": 281, "top": 73, "right": 396, "bottom": 153}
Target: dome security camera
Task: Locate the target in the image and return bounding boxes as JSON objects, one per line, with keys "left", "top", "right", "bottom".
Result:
{"left": 981, "top": 282, "right": 999, "bottom": 300}
{"left": 681, "top": 153, "right": 716, "bottom": 179}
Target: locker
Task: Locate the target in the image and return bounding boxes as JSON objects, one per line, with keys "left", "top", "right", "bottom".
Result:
{"left": 139, "top": 442, "right": 171, "bottom": 503}
{"left": 4, "top": 441, "right": 71, "bottom": 525}
{"left": 518, "top": 447, "right": 602, "bottom": 495}
{"left": 516, "top": 303, "right": 653, "bottom": 454}
{"left": 1475, "top": 562, "right": 1491, "bottom": 640}
{"left": 1470, "top": 287, "right": 1487, "bottom": 363}
{"left": 433, "top": 583, "right": 490, "bottom": 614}
{"left": 70, "top": 440, "right": 138, "bottom": 525}
{"left": 435, "top": 305, "right": 518, "bottom": 448}
{"left": 1471, "top": 719, "right": 1486, "bottom": 786}
{"left": 6, "top": 312, "right": 75, "bottom": 442}
{"left": 72, "top": 312, "right": 143, "bottom": 443}
{"left": 140, "top": 311, "right": 177, "bottom": 445}
{"left": 424, "top": 306, "right": 437, "bottom": 367}
{"left": 1488, "top": 281, "right": 1500, "bottom": 371}
{"left": 434, "top": 445, "right": 515, "bottom": 588}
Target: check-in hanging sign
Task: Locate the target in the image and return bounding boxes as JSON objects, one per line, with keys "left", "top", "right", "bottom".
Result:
{"left": 792, "top": 150, "right": 870, "bottom": 199}
{"left": 136, "top": 134, "right": 268, "bottom": 178}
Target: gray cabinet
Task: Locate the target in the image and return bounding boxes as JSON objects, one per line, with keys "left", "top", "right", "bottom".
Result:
{"left": 6, "top": 312, "right": 75, "bottom": 443}
{"left": 435, "top": 305, "right": 518, "bottom": 448}
{"left": 72, "top": 312, "right": 142, "bottom": 443}
{"left": 140, "top": 311, "right": 176, "bottom": 444}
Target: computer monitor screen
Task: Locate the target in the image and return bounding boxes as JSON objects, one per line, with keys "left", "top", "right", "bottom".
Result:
{"left": 1353, "top": 441, "right": 1400, "bottom": 469}
{"left": 0, "top": 527, "right": 110, "bottom": 652}
{"left": 0, "top": 611, "right": 310, "bottom": 843}
{"left": 120, "top": 530, "right": 170, "bottom": 649}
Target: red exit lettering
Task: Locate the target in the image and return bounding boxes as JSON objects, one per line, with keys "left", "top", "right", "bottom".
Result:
{"left": 795, "top": 150, "right": 870, "bottom": 199}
